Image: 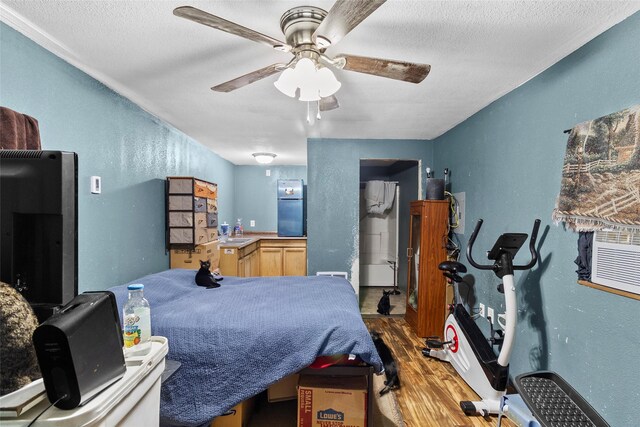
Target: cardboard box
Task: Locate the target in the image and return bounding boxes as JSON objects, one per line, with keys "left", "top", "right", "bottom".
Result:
{"left": 297, "top": 375, "right": 367, "bottom": 427}
{"left": 170, "top": 240, "right": 220, "bottom": 270}
{"left": 268, "top": 373, "right": 299, "bottom": 402}
{"left": 210, "top": 396, "right": 255, "bottom": 427}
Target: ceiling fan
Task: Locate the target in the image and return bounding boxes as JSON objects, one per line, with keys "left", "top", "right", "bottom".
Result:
{"left": 173, "top": 0, "right": 431, "bottom": 111}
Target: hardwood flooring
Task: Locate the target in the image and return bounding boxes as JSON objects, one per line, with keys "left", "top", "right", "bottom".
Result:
{"left": 364, "top": 317, "right": 514, "bottom": 427}
{"left": 360, "top": 286, "right": 406, "bottom": 316}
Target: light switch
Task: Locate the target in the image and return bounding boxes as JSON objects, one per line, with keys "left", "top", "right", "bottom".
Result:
{"left": 266, "top": 169, "right": 271, "bottom": 177}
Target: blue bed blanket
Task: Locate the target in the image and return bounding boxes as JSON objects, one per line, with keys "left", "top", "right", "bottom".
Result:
{"left": 109, "top": 270, "right": 382, "bottom": 427}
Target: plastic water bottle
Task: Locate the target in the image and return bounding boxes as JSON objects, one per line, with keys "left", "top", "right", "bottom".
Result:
{"left": 123, "top": 284, "right": 151, "bottom": 357}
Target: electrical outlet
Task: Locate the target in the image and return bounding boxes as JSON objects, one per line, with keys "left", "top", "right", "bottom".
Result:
{"left": 250, "top": 220, "right": 255, "bottom": 227}
{"left": 487, "top": 307, "right": 495, "bottom": 325}
{"left": 479, "top": 303, "right": 485, "bottom": 317}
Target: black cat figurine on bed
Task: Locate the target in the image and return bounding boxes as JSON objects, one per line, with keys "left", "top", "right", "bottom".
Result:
{"left": 377, "top": 290, "right": 391, "bottom": 315}
{"left": 195, "top": 260, "right": 221, "bottom": 289}
{"left": 370, "top": 330, "right": 400, "bottom": 395}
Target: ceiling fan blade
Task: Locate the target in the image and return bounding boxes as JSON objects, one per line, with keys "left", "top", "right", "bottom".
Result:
{"left": 313, "top": 0, "right": 386, "bottom": 47}
{"left": 320, "top": 95, "right": 340, "bottom": 111}
{"left": 174, "top": 6, "right": 290, "bottom": 51}
{"left": 211, "top": 63, "right": 285, "bottom": 92}
{"left": 335, "top": 54, "right": 431, "bottom": 83}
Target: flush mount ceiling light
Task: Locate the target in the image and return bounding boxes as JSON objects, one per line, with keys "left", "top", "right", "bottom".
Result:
{"left": 252, "top": 153, "right": 277, "bottom": 164}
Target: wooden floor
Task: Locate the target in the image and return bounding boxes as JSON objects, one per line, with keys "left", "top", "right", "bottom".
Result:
{"left": 364, "top": 317, "right": 514, "bottom": 427}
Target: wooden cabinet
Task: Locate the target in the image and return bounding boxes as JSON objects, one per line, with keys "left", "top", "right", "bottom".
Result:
{"left": 259, "top": 247, "right": 283, "bottom": 276}
{"left": 219, "top": 241, "right": 259, "bottom": 277}
{"left": 219, "top": 238, "right": 307, "bottom": 277}
{"left": 259, "top": 239, "right": 307, "bottom": 277}
{"left": 240, "top": 248, "right": 260, "bottom": 277}
{"left": 283, "top": 247, "right": 307, "bottom": 276}
{"left": 405, "top": 200, "right": 449, "bottom": 337}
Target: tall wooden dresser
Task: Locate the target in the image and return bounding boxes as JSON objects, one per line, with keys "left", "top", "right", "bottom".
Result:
{"left": 405, "top": 200, "right": 450, "bottom": 337}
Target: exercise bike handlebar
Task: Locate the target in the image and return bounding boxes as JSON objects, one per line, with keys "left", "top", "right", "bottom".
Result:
{"left": 466, "top": 219, "right": 494, "bottom": 270}
{"left": 466, "top": 219, "right": 541, "bottom": 271}
{"left": 514, "top": 219, "right": 541, "bottom": 270}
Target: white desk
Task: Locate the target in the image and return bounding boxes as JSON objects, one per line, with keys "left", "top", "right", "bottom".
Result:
{"left": 0, "top": 336, "right": 168, "bottom": 427}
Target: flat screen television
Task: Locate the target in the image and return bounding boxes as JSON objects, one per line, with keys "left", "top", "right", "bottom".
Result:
{"left": 0, "top": 150, "right": 78, "bottom": 322}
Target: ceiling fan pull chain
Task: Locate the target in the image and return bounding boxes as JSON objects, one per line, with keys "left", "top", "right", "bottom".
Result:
{"left": 307, "top": 101, "right": 311, "bottom": 124}
{"left": 317, "top": 101, "right": 322, "bottom": 120}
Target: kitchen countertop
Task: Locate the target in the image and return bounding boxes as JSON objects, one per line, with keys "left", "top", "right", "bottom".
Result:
{"left": 218, "top": 233, "right": 306, "bottom": 248}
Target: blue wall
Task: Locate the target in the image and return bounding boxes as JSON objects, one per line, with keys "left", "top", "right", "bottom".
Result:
{"left": 234, "top": 165, "right": 307, "bottom": 232}
{"left": 433, "top": 12, "right": 640, "bottom": 426}
{"left": 0, "top": 23, "right": 235, "bottom": 292}
{"left": 307, "top": 139, "right": 431, "bottom": 291}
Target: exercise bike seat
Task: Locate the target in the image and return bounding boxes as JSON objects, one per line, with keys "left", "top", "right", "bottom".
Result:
{"left": 438, "top": 260, "right": 467, "bottom": 274}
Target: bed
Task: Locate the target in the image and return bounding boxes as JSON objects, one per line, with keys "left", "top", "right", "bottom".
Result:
{"left": 108, "top": 269, "right": 383, "bottom": 427}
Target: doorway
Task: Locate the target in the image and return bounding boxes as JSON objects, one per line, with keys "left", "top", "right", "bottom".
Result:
{"left": 359, "top": 159, "right": 420, "bottom": 316}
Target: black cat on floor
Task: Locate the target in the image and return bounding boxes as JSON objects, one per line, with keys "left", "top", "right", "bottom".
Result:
{"left": 195, "top": 260, "right": 222, "bottom": 289}
{"left": 370, "top": 330, "right": 400, "bottom": 395}
{"left": 377, "top": 290, "right": 391, "bottom": 315}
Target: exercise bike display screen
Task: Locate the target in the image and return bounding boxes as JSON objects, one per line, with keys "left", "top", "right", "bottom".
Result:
{"left": 487, "top": 233, "right": 528, "bottom": 260}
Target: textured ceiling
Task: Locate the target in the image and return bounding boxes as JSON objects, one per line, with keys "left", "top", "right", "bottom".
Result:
{"left": 2, "top": 1, "right": 639, "bottom": 165}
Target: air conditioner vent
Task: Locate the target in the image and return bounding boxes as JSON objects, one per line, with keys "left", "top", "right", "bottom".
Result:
{"left": 592, "top": 230, "right": 640, "bottom": 295}
{"left": 595, "top": 229, "right": 640, "bottom": 246}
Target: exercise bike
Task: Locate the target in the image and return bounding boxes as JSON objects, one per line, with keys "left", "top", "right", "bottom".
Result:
{"left": 423, "top": 220, "right": 610, "bottom": 427}
{"left": 422, "top": 218, "right": 540, "bottom": 417}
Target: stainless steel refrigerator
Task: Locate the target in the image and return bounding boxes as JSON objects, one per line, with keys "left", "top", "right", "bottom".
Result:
{"left": 277, "top": 179, "right": 305, "bottom": 237}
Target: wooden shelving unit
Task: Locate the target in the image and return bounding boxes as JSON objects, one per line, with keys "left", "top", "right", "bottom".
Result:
{"left": 166, "top": 176, "right": 218, "bottom": 250}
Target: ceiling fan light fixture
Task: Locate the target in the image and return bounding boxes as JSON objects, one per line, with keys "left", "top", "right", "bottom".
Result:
{"left": 275, "top": 58, "right": 340, "bottom": 102}
{"left": 252, "top": 152, "right": 277, "bottom": 164}
{"left": 316, "top": 67, "right": 341, "bottom": 97}
{"left": 298, "top": 87, "right": 320, "bottom": 102}
{"left": 294, "top": 58, "right": 317, "bottom": 82}
{"left": 274, "top": 68, "right": 298, "bottom": 97}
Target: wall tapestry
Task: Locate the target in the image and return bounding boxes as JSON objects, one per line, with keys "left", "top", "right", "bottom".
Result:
{"left": 552, "top": 104, "right": 640, "bottom": 232}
